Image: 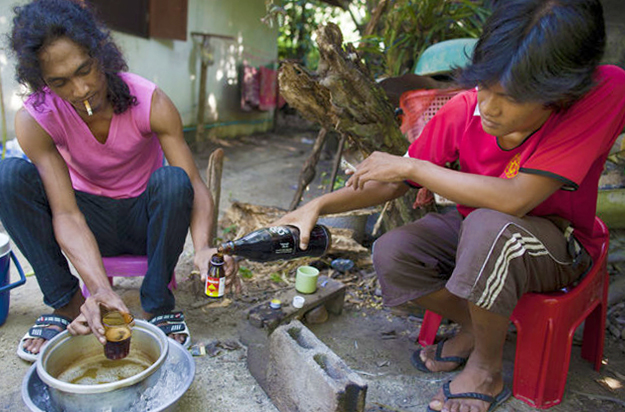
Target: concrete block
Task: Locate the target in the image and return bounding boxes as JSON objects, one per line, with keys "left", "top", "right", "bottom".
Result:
{"left": 264, "top": 320, "right": 367, "bottom": 412}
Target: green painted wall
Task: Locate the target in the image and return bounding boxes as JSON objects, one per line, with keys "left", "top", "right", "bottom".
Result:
{"left": 0, "top": 0, "right": 278, "bottom": 142}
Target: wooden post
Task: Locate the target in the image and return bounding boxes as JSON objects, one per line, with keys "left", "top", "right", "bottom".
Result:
{"left": 206, "top": 148, "right": 224, "bottom": 244}
{"left": 196, "top": 57, "right": 208, "bottom": 145}
{"left": 191, "top": 32, "right": 236, "bottom": 146}
{"left": 289, "top": 128, "right": 328, "bottom": 211}
{"left": 328, "top": 133, "right": 347, "bottom": 193}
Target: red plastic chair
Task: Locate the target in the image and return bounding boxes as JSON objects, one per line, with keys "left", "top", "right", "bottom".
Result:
{"left": 81, "top": 255, "right": 177, "bottom": 297}
{"left": 417, "top": 216, "right": 610, "bottom": 409}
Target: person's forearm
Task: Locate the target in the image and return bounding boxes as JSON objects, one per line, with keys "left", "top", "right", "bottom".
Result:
{"left": 189, "top": 181, "right": 214, "bottom": 251}
{"left": 310, "top": 180, "right": 408, "bottom": 216}
{"left": 52, "top": 213, "right": 111, "bottom": 293}
{"left": 406, "top": 160, "right": 558, "bottom": 217}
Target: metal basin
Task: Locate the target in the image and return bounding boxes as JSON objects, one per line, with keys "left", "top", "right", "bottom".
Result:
{"left": 23, "top": 335, "right": 195, "bottom": 412}
{"left": 35, "top": 319, "right": 168, "bottom": 412}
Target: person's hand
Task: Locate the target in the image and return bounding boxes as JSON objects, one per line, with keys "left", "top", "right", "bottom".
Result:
{"left": 345, "top": 151, "right": 414, "bottom": 190}
{"left": 194, "top": 246, "right": 214, "bottom": 282}
{"left": 272, "top": 204, "right": 320, "bottom": 250}
{"left": 196, "top": 247, "right": 241, "bottom": 295}
{"left": 67, "top": 289, "right": 128, "bottom": 345}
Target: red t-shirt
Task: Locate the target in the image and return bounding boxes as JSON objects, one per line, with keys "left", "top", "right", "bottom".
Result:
{"left": 407, "top": 65, "right": 625, "bottom": 258}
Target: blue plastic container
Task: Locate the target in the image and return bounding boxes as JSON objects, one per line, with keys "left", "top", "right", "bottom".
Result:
{"left": 0, "top": 233, "right": 26, "bottom": 326}
{"left": 414, "top": 38, "right": 478, "bottom": 76}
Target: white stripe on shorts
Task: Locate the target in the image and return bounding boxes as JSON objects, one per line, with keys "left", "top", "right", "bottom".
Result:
{"left": 476, "top": 232, "right": 550, "bottom": 310}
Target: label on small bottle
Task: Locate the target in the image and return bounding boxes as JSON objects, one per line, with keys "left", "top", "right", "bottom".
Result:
{"left": 205, "top": 276, "right": 225, "bottom": 298}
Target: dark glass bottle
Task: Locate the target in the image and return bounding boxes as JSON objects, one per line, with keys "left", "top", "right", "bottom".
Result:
{"left": 218, "top": 225, "right": 331, "bottom": 262}
{"left": 205, "top": 253, "right": 226, "bottom": 298}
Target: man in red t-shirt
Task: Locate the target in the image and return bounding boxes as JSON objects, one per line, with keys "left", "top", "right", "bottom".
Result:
{"left": 276, "top": 1, "right": 625, "bottom": 411}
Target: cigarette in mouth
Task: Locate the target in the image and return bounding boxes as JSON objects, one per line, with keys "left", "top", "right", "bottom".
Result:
{"left": 84, "top": 100, "right": 93, "bottom": 116}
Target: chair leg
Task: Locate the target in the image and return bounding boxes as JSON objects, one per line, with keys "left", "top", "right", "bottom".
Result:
{"left": 513, "top": 317, "right": 575, "bottom": 408}
{"left": 418, "top": 311, "right": 443, "bottom": 347}
{"left": 581, "top": 301, "right": 606, "bottom": 371}
{"left": 581, "top": 267, "right": 608, "bottom": 371}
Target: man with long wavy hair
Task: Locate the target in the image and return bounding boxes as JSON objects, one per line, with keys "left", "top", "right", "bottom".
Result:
{"left": 0, "top": 0, "right": 238, "bottom": 361}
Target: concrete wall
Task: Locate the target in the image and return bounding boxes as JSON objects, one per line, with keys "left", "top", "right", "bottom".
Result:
{"left": 0, "top": 0, "right": 278, "bottom": 142}
{"left": 602, "top": 0, "right": 625, "bottom": 67}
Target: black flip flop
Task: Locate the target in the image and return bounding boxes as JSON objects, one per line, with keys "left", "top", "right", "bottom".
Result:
{"left": 17, "top": 314, "right": 72, "bottom": 362}
{"left": 426, "top": 381, "right": 512, "bottom": 412}
{"left": 148, "top": 311, "right": 191, "bottom": 349}
{"left": 411, "top": 338, "right": 467, "bottom": 373}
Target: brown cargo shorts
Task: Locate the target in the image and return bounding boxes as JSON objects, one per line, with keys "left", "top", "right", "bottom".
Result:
{"left": 372, "top": 208, "right": 592, "bottom": 317}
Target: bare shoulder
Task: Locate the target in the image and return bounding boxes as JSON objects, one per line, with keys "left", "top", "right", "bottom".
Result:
{"left": 14, "top": 107, "right": 55, "bottom": 153}
{"left": 149, "top": 87, "right": 182, "bottom": 135}
{"left": 15, "top": 107, "right": 44, "bottom": 133}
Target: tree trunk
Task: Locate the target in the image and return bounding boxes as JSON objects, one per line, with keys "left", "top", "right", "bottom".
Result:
{"left": 278, "top": 22, "right": 420, "bottom": 232}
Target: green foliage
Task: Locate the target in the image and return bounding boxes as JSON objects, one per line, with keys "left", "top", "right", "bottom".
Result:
{"left": 320, "top": 171, "right": 347, "bottom": 191}
{"left": 270, "top": 272, "right": 285, "bottom": 283}
{"left": 276, "top": 0, "right": 343, "bottom": 69}
{"left": 269, "top": 0, "right": 491, "bottom": 78}
{"left": 239, "top": 266, "right": 254, "bottom": 279}
{"left": 360, "top": 0, "right": 491, "bottom": 77}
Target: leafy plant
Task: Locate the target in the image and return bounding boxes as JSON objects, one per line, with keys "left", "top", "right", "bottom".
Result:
{"left": 359, "top": 0, "right": 491, "bottom": 77}
{"left": 273, "top": 0, "right": 344, "bottom": 69}
{"left": 270, "top": 272, "right": 285, "bottom": 283}
{"left": 239, "top": 266, "right": 254, "bottom": 279}
{"left": 267, "top": 0, "right": 491, "bottom": 77}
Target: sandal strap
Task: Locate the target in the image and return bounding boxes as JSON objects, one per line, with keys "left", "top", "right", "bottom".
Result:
{"left": 28, "top": 325, "right": 64, "bottom": 341}
{"left": 35, "top": 314, "right": 71, "bottom": 329}
{"left": 442, "top": 381, "right": 497, "bottom": 403}
{"left": 158, "top": 323, "right": 186, "bottom": 336}
{"left": 149, "top": 311, "right": 185, "bottom": 325}
{"left": 435, "top": 339, "right": 467, "bottom": 365}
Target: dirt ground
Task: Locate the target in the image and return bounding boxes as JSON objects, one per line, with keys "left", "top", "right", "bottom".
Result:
{"left": 1, "top": 125, "right": 625, "bottom": 412}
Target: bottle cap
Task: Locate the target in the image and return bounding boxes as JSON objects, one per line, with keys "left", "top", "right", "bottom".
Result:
{"left": 269, "top": 299, "right": 282, "bottom": 309}
{"left": 292, "top": 295, "right": 305, "bottom": 309}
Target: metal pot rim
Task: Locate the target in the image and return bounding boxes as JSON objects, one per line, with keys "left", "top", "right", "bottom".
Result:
{"left": 36, "top": 319, "right": 169, "bottom": 394}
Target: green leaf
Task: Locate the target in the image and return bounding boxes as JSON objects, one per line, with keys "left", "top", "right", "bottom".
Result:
{"left": 270, "top": 272, "right": 284, "bottom": 283}
{"left": 239, "top": 267, "right": 254, "bottom": 279}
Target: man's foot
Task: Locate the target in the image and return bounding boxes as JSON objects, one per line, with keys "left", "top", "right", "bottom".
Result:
{"left": 146, "top": 311, "right": 191, "bottom": 348}
{"left": 427, "top": 365, "right": 508, "bottom": 412}
{"left": 413, "top": 331, "right": 474, "bottom": 373}
{"left": 18, "top": 290, "right": 84, "bottom": 360}
{"left": 17, "top": 315, "right": 72, "bottom": 362}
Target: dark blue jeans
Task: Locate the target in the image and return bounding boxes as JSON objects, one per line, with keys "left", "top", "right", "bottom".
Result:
{"left": 0, "top": 158, "right": 193, "bottom": 315}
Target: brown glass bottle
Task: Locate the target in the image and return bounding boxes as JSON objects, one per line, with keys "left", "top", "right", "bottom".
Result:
{"left": 218, "top": 224, "right": 331, "bottom": 262}
{"left": 205, "top": 253, "right": 226, "bottom": 298}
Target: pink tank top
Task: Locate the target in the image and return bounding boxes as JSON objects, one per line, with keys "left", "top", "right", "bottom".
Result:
{"left": 24, "top": 72, "right": 164, "bottom": 199}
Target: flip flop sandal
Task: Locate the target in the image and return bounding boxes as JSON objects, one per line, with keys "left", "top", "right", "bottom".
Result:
{"left": 426, "top": 381, "right": 512, "bottom": 412}
{"left": 411, "top": 338, "right": 467, "bottom": 373}
{"left": 148, "top": 311, "right": 191, "bottom": 349}
{"left": 17, "top": 314, "right": 72, "bottom": 362}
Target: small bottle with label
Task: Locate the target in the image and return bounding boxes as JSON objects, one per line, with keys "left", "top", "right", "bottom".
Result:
{"left": 205, "top": 253, "right": 226, "bottom": 298}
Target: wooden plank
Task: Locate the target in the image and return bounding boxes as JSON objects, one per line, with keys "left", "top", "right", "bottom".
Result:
{"left": 247, "top": 276, "right": 346, "bottom": 332}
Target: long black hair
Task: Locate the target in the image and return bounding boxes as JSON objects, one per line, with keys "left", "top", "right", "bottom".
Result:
{"left": 457, "top": 0, "right": 605, "bottom": 110}
{"left": 9, "top": 0, "right": 136, "bottom": 114}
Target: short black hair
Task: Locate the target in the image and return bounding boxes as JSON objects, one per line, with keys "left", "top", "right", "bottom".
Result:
{"left": 9, "top": 0, "right": 136, "bottom": 114}
{"left": 457, "top": 0, "right": 605, "bottom": 110}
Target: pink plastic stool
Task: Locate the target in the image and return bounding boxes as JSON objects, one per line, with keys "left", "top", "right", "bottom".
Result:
{"left": 417, "top": 216, "right": 609, "bottom": 409}
{"left": 82, "top": 255, "right": 177, "bottom": 297}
